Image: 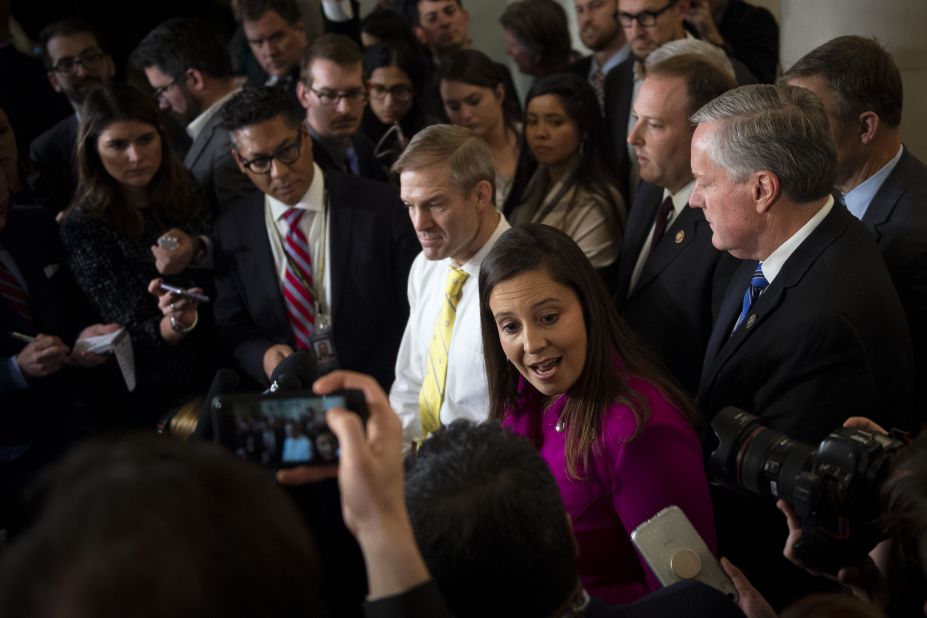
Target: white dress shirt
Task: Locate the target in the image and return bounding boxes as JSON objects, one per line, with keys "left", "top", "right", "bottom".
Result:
{"left": 390, "top": 215, "right": 511, "bottom": 447}
{"left": 186, "top": 87, "right": 241, "bottom": 141}
{"left": 264, "top": 163, "right": 332, "bottom": 316}
{"left": 760, "top": 196, "right": 834, "bottom": 284}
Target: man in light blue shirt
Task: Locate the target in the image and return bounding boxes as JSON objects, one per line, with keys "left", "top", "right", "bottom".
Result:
{"left": 785, "top": 35, "right": 927, "bottom": 404}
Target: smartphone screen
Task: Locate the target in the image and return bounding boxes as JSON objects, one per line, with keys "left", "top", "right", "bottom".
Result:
{"left": 214, "top": 393, "right": 354, "bottom": 468}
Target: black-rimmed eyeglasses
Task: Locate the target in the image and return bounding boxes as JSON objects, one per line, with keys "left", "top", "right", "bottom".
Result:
{"left": 52, "top": 50, "right": 106, "bottom": 75}
{"left": 615, "top": 0, "right": 679, "bottom": 28}
{"left": 238, "top": 131, "right": 303, "bottom": 174}
{"left": 308, "top": 87, "right": 368, "bottom": 106}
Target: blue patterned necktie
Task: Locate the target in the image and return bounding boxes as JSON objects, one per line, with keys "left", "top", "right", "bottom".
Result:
{"left": 733, "top": 263, "right": 768, "bottom": 333}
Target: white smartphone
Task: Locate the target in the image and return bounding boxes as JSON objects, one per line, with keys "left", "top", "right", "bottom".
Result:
{"left": 630, "top": 505, "right": 738, "bottom": 602}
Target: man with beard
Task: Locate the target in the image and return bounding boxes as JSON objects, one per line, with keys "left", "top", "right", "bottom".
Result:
{"left": 30, "top": 20, "right": 115, "bottom": 212}
{"left": 297, "top": 34, "right": 388, "bottom": 182}
{"left": 567, "top": 0, "right": 628, "bottom": 112}
{"left": 132, "top": 18, "right": 256, "bottom": 214}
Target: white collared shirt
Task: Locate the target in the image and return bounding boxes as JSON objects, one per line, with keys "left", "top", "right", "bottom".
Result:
{"left": 760, "top": 196, "right": 834, "bottom": 284}
{"left": 390, "top": 215, "right": 511, "bottom": 448}
{"left": 628, "top": 180, "right": 694, "bottom": 292}
{"left": 264, "top": 163, "right": 332, "bottom": 315}
{"left": 186, "top": 87, "right": 241, "bottom": 141}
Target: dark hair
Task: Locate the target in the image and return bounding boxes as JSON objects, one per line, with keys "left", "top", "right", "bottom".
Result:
{"left": 499, "top": 0, "right": 572, "bottom": 77}
{"left": 407, "top": 0, "right": 464, "bottom": 26}
{"left": 518, "top": 73, "right": 623, "bottom": 236}
{"left": 783, "top": 35, "right": 902, "bottom": 129}
{"left": 72, "top": 83, "right": 198, "bottom": 237}
{"left": 0, "top": 434, "right": 320, "bottom": 618}
{"left": 238, "top": 0, "right": 301, "bottom": 25}
{"left": 300, "top": 33, "right": 364, "bottom": 86}
{"left": 438, "top": 49, "right": 521, "bottom": 132}
{"left": 479, "top": 224, "right": 698, "bottom": 478}
{"left": 38, "top": 18, "right": 107, "bottom": 68}
{"left": 219, "top": 86, "right": 302, "bottom": 136}
{"left": 361, "top": 7, "right": 419, "bottom": 49}
{"left": 780, "top": 594, "right": 885, "bottom": 618}
{"left": 130, "top": 18, "right": 233, "bottom": 80}
{"left": 405, "top": 420, "right": 576, "bottom": 617}
{"left": 363, "top": 40, "right": 425, "bottom": 89}
{"left": 647, "top": 54, "right": 738, "bottom": 118}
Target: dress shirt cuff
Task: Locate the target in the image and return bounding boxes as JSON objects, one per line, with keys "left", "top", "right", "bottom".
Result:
{"left": 5, "top": 355, "right": 30, "bottom": 391}
{"left": 322, "top": 0, "right": 354, "bottom": 21}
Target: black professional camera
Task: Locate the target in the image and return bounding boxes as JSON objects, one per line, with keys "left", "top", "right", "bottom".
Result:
{"left": 709, "top": 407, "right": 904, "bottom": 572}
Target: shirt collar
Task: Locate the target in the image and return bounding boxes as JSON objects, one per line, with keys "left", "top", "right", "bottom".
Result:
{"left": 590, "top": 44, "right": 630, "bottom": 77}
{"left": 187, "top": 87, "right": 241, "bottom": 140}
{"left": 454, "top": 214, "right": 511, "bottom": 279}
{"left": 842, "top": 145, "right": 904, "bottom": 220}
{"left": 662, "top": 179, "right": 695, "bottom": 221}
{"left": 761, "top": 195, "right": 834, "bottom": 284}
{"left": 267, "top": 163, "right": 325, "bottom": 221}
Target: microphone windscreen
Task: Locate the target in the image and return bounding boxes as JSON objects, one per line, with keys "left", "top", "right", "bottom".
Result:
{"left": 195, "top": 368, "right": 240, "bottom": 441}
{"left": 267, "top": 350, "right": 320, "bottom": 391}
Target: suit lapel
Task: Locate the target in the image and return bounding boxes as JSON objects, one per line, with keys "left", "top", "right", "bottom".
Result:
{"left": 239, "top": 193, "right": 289, "bottom": 331}
{"left": 632, "top": 205, "right": 702, "bottom": 295}
{"left": 324, "top": 173, "right": 352, "bottom": 322}
{"left": 615, "top": 182, "right": 661, "bottom": 301}
{"left": 184, "top": 114, "right": 220, "bottom": 170}
{"left": 862, "top": 147, "right": 911, "bottom": 242}
{"left": 700, "top": 205, "right": 851, "bottom": 392}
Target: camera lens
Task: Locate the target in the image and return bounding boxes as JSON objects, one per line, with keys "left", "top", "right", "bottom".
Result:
{"left": 709, "top": 407, "right": 814, "bottom": 501}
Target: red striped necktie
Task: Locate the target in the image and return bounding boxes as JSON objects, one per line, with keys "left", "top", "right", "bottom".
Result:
{"left": 281, "top": 207, "right": 317, "bottom": 350}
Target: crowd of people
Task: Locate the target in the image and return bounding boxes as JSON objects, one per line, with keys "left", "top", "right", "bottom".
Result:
{"left": 1, "top": 0, "right": 926, "bottom": 617}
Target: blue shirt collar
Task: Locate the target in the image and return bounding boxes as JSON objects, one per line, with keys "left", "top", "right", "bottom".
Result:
{"left": 590, "top": 44, "right": 630, "bottom": 78}
{"left": 842, "top": 145, "right": 904, "bottom": 220}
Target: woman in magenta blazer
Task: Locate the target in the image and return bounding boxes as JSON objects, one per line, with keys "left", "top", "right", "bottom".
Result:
{"left": 479, "top": 223, "right": 716, "bottom": 604}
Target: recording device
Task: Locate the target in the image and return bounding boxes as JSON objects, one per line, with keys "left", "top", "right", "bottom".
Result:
{"left": 631, "top": 506, "right": 738, "bottom": 601}
{"left": 709, "top": 407, "right": 904, "bottom": 572}
{"left": 159, "top": 283, "right": 210, "bottom": 304}
{"left": 264, "top": 350, "right": 320, "bottom": 394}
{"left": 212, "top": 390, "right": 367, "bottom": 468}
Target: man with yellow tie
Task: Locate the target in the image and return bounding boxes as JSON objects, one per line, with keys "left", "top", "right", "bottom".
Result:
{"left": 390, "top": 125, "right": 509, "bottom": 448}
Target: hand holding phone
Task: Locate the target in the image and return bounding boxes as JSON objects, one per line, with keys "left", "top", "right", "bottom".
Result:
{"left": 159, "top": 283, "right": 210, "bottom": 304}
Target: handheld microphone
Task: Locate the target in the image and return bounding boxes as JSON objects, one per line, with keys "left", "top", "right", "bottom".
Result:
{"left": 264, "top": 350, "right": 320, "bottom": 394}
{"left": 194, "top": 368, "right": 240, "bottom": 441}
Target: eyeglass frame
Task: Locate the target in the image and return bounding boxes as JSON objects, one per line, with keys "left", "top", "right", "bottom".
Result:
{"left": 151, "top": 78, "right": 179, "bottom": 104}
{"left": 367, "top": 83, "right": 414, "bottom": 103}
{"left": 51, "top": 49, "right": 107, "bottom": 75}
{"left": 307, "top": 86, "right": 368, "bottom": 106}
{"left": 236, "top": 130, "right": 304, "bottom": 175}
{"left": 615, "top": 0, "right": 679, "bottom": 28}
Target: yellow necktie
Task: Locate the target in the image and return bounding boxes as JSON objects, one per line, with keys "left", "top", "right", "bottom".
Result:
{"left": 418, "top": 266, "right": 470, "bottom": 439}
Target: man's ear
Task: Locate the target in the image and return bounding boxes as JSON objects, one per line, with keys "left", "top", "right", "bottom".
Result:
{"left": 186, "top": 68, "right": 206, "bottom": 93}
{"left": 858, "top": 111, "right": 880, "bottom": 145}
{"left": 296, "top": 80, "right": 311, "bottom": 111}
{"left": 413, "top": 25, "right": 429, "bottom": 48}
{"left": 47, "top": 71, "right": 64, "bottom": 94}
{"left": 231, "top": 147, "right": 247, "bottom": 174}
{"left": 753, "top": 170, "right": 780, "bottom": 214}
{"left": 473, "top": 179, "right": 493, "bottom": 210}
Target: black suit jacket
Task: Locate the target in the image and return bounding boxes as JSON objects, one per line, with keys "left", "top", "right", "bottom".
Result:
{"left": 213, "top": 170, "right": 418, "bottom": 390}
{"left": 184, "top": 108, "right": 256, "bottom": 214}
{"left": 717, "top": 0, "right": 779, "bottom": 84}
{"left": 699, "top": 203, "right": 915, "bottom": 609}
{"left": 566, "top": 55, "right": 593, "bottom": 79}
{"left": 310, "top": 132, "right": 389, "bottom": 183}
{"left": 615, "top": 182, "right": 738, "bottom": 393}
{"left": 1, "top": 206, "right": 86, "bottom": 451}
{"left": 860, "top": 147, "right": 927, "bottom": 419}
{"left": 28, "top": 114, "right": 79, "bottom": 212}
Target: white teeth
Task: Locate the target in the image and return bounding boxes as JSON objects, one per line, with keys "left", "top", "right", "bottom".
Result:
{"left": 533, "top": 358, "right": 559, "bottom": 373}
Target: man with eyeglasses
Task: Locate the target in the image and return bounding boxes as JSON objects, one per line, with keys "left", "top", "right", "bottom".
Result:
{"left": 29, "top": 19, "right": 114, "bottom": 212}
{"left": 602, "top": 0, "right": 753, "bottom": 204}
{"left": 132, "top": 18, "right": 255, "bottom": 215}
{"left": 214, "top": 86, "right": 418, "bottom": 390}
{"left": 297, "top": 34, "right": 388, "bottom": 182}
